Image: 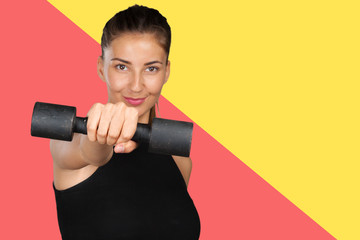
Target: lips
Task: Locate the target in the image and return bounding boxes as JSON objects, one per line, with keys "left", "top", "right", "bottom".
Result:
{"left": 124, "top": 97, "right": 146, "bottom": 106}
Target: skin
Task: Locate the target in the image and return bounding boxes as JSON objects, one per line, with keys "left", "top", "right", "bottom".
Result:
{"left": 50, "top": 33, "right": 192, "bottom": 190}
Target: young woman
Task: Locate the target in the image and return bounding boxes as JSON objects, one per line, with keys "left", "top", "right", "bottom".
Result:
{"left": 50, "top": 5, "right": 200, "bottom": 240}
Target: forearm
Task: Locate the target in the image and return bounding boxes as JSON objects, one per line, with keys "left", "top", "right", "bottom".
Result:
{"left": 51, "top": 102, "right": 138, "bottom": 170}
{"left": 79, "top": 133, "right": 114, "bottom": 166}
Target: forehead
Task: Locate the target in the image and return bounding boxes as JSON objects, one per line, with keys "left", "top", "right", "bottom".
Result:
{"left": 104, "top": 33, "right": 166, "bottom": 62}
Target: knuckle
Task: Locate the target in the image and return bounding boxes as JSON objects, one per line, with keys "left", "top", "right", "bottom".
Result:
{"left": 102, "top": 105, "right": 111, "bottom": 114}
{"left": 132, "top": 108, "right": 139, "bottom": 117}
{"left": 122, "top": 133, "right": 132, "bottom": 142}
{"left": 96, "top": 134, "right": 104, "bottom": 142}
{"left": 116, "top": 136, "right": 127, "bottom": 144}
{"left": 116, "top": 102, "right": 126, "bottom": 108}
{"left": 108, "top": 132, "right": 118, "bottom": 140}
{"left": 97, "top": 131, "right": 107, "bottom": 138}
{"left": 125, "top": 107, "right": 138, "bottom": 117}
{"left": 88, "top": 103, "right": 103, "bottom": 116}
{"left": 87, "top": 127, "right": 96, "bottom": 136}
{"left": 106, "top": 138, "right": 115, "bottom": 145}
{"left": 87, "top": 135, "right": 95, "bottom": 142}
{"left": 94, "top": 102, "right": 103, "bottom": 110}
{"left": 131, "top": 108, "right": 139, "bottom": 117}
{"left": 104, "top": 102, "right": 113, "bottom": 109}
{"left": 116, "top": 104, "right": 125, "bottom": 113}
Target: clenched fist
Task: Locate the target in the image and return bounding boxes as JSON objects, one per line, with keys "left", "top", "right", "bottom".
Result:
{"left": 86, "top": 102, "right": 139, "bottom": 153}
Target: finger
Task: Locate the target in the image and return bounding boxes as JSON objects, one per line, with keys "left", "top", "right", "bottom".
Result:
{"left": 97, "top": 103, "right": 114, "bottom": 144}
{"left": 106, "top": 104, "right": 125, "bottom": 145}
{"left": 87, "top": 103, "right": 103, "bottom": 142}
{"left": 114, "top": 141, "right": 138, "bottom": 154}
{"left": 117, "top": 107, "right": 138, "bottom": 144}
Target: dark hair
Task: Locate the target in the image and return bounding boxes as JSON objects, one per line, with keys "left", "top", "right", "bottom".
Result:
{"left": 101, "top": 5, "right": 171, "bottom": 61}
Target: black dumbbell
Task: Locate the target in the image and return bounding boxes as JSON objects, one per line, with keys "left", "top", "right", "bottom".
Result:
{"left": 31, "top": 102, "right": 193, "bottom": 157}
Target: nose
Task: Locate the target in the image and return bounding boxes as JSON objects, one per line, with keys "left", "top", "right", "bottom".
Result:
{"left": 129, "top": 72, "right": 143, "bottom": 93}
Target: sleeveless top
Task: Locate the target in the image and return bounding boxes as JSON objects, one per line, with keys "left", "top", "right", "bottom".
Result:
{"left": 53, "top": 146, "right": 201, "bottom": 240}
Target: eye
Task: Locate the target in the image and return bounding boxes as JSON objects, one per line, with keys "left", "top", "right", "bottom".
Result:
{"left": 146, "top": 66, "right": 159, "bottom": 72}
{"left": 115, "top": 64, "right": 128, "bottom": 71}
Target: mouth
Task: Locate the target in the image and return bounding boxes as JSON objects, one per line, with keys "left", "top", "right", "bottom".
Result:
{"left": 124, "top": 97, "right": 147, "bottom": 106}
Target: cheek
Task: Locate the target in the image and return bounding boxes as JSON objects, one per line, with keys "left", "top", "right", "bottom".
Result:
{"left": 144, "top": 76, "right": 166, "bottom": 95}
{"left": 146, "top": 81, "right": 164, "bottom": 96}
{"left": 106, "top": 70, "right": 128, "bottom": 91}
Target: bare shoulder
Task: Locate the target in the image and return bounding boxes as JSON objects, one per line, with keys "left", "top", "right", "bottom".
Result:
{"left": 172, "top": 155, "right": 193, "bottom": 187}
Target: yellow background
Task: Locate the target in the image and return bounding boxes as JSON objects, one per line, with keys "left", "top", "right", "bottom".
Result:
{"left": 48, "top": 0, "right": 360, "bottom": 239}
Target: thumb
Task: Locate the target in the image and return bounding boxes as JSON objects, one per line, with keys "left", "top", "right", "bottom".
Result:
{"left": 114, "top": 141, "right": 138, "bottom": 154}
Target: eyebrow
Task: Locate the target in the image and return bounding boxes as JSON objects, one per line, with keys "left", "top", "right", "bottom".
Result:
{"left": 111, "top": 58, "right": 163, "bottom": 66}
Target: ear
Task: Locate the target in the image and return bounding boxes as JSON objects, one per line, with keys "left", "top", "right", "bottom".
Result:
{"left": 97, "top": 56, "right": 106, "bottom": 82}
{"left": 164, "top": 60, "right": 170, "bottom": 84}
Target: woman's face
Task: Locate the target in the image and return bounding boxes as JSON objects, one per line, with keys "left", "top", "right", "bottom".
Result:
{"left": 98, "top": 33, "right": 170, "bottom": 123}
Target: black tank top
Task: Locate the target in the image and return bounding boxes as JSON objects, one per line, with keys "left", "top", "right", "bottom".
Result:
{"left": 53, "top": 146, "right": 201, "bottom": 240}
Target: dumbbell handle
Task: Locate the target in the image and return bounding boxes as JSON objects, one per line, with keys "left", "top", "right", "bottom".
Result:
{"left": 73, "top": 117, "right": 151, "bottom": 144}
